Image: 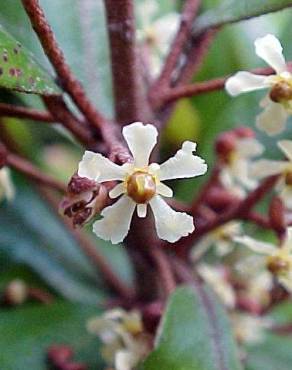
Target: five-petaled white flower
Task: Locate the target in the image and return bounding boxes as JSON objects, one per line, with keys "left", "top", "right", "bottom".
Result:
{"left": 251, "top": 140, "right": 292, "bottom": 209}
{"left": 0, "top": 167, "right": 14, "bottom": 202}
{"left": 78, "top": 122, "right": 207, "bottom": 244}
{"left": 87, "top": 309, "right": 151, "bottom": 370}
{"left": 225, "top": 34, "right": 292, "bottom": 136}
{"left": 235, "top": 227, "right": 292, "bottom": 293}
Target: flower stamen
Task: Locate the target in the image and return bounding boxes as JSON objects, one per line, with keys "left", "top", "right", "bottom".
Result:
{"left": 126, "top": 170, "right": 156, "bottom": 204}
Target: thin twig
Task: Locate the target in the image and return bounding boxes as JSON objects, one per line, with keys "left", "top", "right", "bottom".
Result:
{"left": 7, "top": 152, "right": 66, "bottom": 193}
{"left": 104, "top": 0, "right": 150, "bottom": 124}
{"left": 148, "top": 247, "right": 176, "bottom": 297}
{"left": 0, "top": 103, "right": 55, "bottom": 122}
{"left": 40, "top": 188, "right": 135, "bottom": 302}
{"left": 151, "top": 0, "right": 201, "bottom": 90}
{"left": 170, "top": 176, "right": 279, "bottom": 255}
{"left": 21, "top": 0, "right": 107, "bottom": 132}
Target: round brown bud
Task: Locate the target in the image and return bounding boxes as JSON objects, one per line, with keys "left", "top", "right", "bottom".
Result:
{"left": 126, "top": 171, "right": 156, "bottom": 204}
{"left": 215, "top": 132, "right": 236, "bottom": 160}
{"left": 269, "top": 81, "right": 292, "bottom": 103}
{"left": 266, "top": 256, "right": 290, "bottom": 276}
{"left": 5, "top": 279, "right": 28, "bottom": 305}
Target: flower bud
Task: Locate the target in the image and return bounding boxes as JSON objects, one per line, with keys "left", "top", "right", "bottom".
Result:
{"left": 215, "top": 132, "right": 236, "bottom": 162}
{"left": 4, "top": 279, "right": 28, "bottom": 305}
{"left": 60, "top": 174, "right": 108, "bottom": 227}
{"left": 233, "top": 126, "right": 255, "bottom": 139}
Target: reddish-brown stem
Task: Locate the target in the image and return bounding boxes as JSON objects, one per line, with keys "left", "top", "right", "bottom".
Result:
{"left": 151, "top": 0, "right": 201, "bottom": 90}
{"left": 148, "top": 247, "right": 176, "bottom": 297}
{"left": 171, "top": 175, "right": 279, "bottom": 255}
{"left": 0, "top": 102, "right": 55, "bottom": 122}
{"left": 104, "top": 0, "right": 150, "bottom": 124}
{"left": 154, "top": 62, "right": 292, "bottom": 108}
{"left": 21, "top": 0, "right": 107, "bottom": 132}
{"left": 42, "top": 96, "right": 94, "bottom": 146}
{"left": 6, "top": 152, "right": 66, "bottom": 193}
{"left": 28, "top": 287, "right": 54, "bottom": 304}
{"left": 40, "top": 189, "right": 135, "bottom": 302}
{"left": 244, "top": 211, "right": 270, "bottom": 229}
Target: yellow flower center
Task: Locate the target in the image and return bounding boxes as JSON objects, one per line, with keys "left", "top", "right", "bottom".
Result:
{"left": 269, "top": 80, "right": 292, "bottom": 104}
{"left": 285, "top": 171, "right": 292, "bottom": 186}
{"left": 126, "top": 170, "right": 156, "bottom": 204}
{"left": 266, "top": 254, "right": 291, "bottom": 276}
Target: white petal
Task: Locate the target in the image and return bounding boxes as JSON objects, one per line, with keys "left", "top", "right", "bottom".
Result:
{"left": 152, "top": 13, "right": 179, "bottom": 55}
{"left": 225, "top": 71, "right": 269, "bottom": 96}
{"left": 256, "top": 100, "right": 288, "bottom": 136}
{"left": 234, "top": 236, "right": 276, "bottom": 255}
{"left": 255, "top": 34, "right": 287, "bottom": 74}
{"left": 159, "top": 141, "right": 207, "bottom": 181}
{"left": 156, "top": 182, "right": 173, "bottom": 197}
{"left": 0, "top": 168, "right": 14, "bottom": 200}
{"left": 122, "top": 122, "right": 158, "bottom": 167}
{"left": 232, "top": 158, "right": 257, "bottom": 190}
{"left": 278, "top": 275, "right": 292, "bottom": 293}
{"left": 278, "top": 140, "right": 292, "bottom": 161}
{"left": 279, "top": 187, "right": 292, "bottom": 209}
{"left": 250, "top": 160, "right": 287, "bottom": 178}
{"left": 137, "top": 203, "right": 147, "bottom": 218}
{"left": 78, "top": 151, "right": 126, "bottom": 182}
{"left": 150, "top": 195, "right": 194, "bottom": 243}
{"left": 236, "top": 138, "right": 264, "bottom": 158}
{"left": 93, "top": 195, "right": 136, "bottom": 244}
{"left": 115, "top": 350, "right": 136, "bottom": 370}
{"left": 109, "top": 183, "right": 125, "bottom": 199}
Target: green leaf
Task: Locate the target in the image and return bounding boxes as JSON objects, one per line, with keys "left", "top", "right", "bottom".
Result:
{"left": 141, "top": 285, "right": 242, "bottom": 370}
{"left": 0, "top": 303, "right": 103, "bottom": 370}
{"left": 0, "top": 24, "right": 60, "bottom": 95}
{"left": 246, "top": 302, "right": 292, "bottom": 370}
{"left": 0, "top": 0, "right": 113, "bottom": 114}
{"left": 194, "top": 0, "right": 292, "bottom": 35}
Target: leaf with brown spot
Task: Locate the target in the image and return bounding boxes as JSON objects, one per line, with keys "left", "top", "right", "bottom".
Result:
{"left": 0, "top": 24, "right": 61, "bottom": 95}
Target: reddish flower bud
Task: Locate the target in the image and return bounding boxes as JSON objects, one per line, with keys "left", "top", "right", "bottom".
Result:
{"left": 47, "top": 345, "right": 73, "bottom": 365}
{"left": 233, "top": 126, "right": 255, "bottom": 138}
{"left": 215, "top": 132, "right": 236, "bottom": 160}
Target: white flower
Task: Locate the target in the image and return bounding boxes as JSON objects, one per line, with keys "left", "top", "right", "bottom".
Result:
{"left": 191, "top": 222, "right": 242, "bottom": 260}
{"left": 197, "top": 263, "right": 236, "bottom": 308}
{"left": 231, "top": 312, "right": 272, "bottom": 345}
{"left": 0, "top": 167, "right": 14, "bottom": 201}
{"left": 220, "top": 137, "right": 264, "bottom": 197}
{"left": 87, "top": 309, "right": 150, "bottom": 370}
{"left": 235, "top": 228, "right": 292, "bottom": 292}
{"left": 225, "top": 34, "right": 292, "bottom": 136}
{"left": 251, "top": 140, "right": 292, "bottom": 208}
{"left": 137, "top": 0, "right": 179, "bottom": 77}
{"left": 78, "top": 122, "right": 207, "bottom": 244}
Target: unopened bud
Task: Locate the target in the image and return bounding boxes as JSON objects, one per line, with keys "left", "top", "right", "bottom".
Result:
{"left": 233, "top": 126, "right": 255, "bottom": 139}
{"left": 215, "top": 132, "right": 236, "bottom": 161}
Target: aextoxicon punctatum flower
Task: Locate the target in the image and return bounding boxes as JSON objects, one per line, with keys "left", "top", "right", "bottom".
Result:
{"left": 235, "top": 227, "right": 292, "bottom": 293}
{"left": 0, "top": 167, "right": 14, "bottom": 202}
{"left": 225, "top": 34, "right": 292, "bottom": 136}
{"left": 87, "top": 309, "right": 151, "bottom": 370}
{"left": 78, "top": 122, "right": 207, "bottom": 244}
{"left": 251, "top": 140, "right": 292, "bottom": 209}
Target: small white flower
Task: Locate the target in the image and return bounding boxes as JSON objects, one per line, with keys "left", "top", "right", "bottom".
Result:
{"left": 231, "top": 312, "right": 272, "bottom": 345}
{"left": 78, "top": 122, "right": 207, "bottom": 244}
{"left": 0, "top": 167, "right": 14, "bottom": 201}
{"left": 197, "top": 263, "right": 236, "bottom": 308}
{"left": 87, "top": 309, "right": 150, "bottom": 370}
{"left": 137, "top": 0, "right": 179, "bottom": 77}
{"left": 251, "top": 140, "right": 292, "bottom": 208}
{"left": 220, "top": 137, "right": 264, "bottom": 197}
{"left": 191, "top": 222, "right": 242, "bottom": 260}
{"left": 225, "top": 34, "right": 292, "bottom": 136}
{"left": 235, "top": 228, "right": 292, "bottom": 292}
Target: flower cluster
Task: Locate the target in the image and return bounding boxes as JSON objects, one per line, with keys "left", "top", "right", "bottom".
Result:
{"left": 87, "top": 309, "right": 151, "bottom": 370}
